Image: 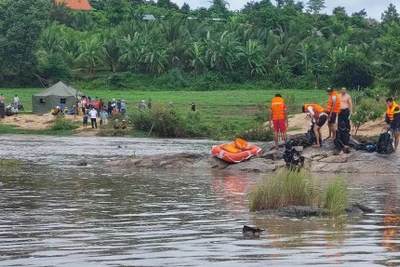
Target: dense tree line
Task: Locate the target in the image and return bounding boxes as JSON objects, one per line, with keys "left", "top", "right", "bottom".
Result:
{"left": 1, "top": 0, "right": 400, "bottom": 93}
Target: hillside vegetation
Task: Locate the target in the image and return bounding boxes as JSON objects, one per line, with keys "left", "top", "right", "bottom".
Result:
{"left": 0, "top": 0, "right": 400, "bottom": 94}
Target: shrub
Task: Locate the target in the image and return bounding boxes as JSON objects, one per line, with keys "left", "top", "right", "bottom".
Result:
{"left": 249, "top": 170, "right": 317, "bottom": 212}
{"left": 237, "top": 125, "right": 273, "bottom": 142}
{"left": 51, "top": 116, "right": 79, "bottom": 131}
{"left": 131, "top": 107, "right": 214, "bottom": 138}
{"left": 323, "top": 176, "right": 348, "bottom": 217}
{"left": 156, "top": 69, "right": 189, "bottom": 89}
{"left": 254, "top": 102, "right": 270, "bottom": 123}
{"left": 351, "top": 98, "right": 383, "bottom": 136}
{"left": 194, "top": 72, "right": 225, "bottom": 91}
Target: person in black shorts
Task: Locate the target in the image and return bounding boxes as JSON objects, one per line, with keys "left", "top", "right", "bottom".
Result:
{"left": 303, "top": 104, "right": 327, "bottom": 147}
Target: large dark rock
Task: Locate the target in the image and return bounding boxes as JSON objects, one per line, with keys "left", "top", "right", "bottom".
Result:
{"left": 104, "top": 136, "right": 399, "bottom": 174}
{"left": 255, "top": 203, "right": 375, "bottom": 218}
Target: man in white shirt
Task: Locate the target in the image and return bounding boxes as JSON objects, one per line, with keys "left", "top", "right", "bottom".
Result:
{"left": 89, "top": 108, "right": 98, "bottom": 129}
{"left": 13, "top": 94, "right": 19, "bottom": 110}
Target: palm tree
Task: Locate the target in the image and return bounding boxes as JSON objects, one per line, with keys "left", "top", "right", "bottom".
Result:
{"left": 101, "top": 29, "right": 121, "bottom": 72}
{"left": 76, "top": 36, "right": 102, "bottom": 75}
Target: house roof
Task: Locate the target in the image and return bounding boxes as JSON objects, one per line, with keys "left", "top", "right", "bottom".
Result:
{"left": 54, "top": 0, "right": 94, "bottom": 11}
{"left": 143, "top": 14, "right": 156, "bottom": 21}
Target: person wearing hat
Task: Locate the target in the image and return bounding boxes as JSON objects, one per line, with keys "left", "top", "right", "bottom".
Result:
{"left": 121, "top": 119, "right": 127, "bottom": 129}
{"left": 326, "top": 87, "right": 341, "bottom": 140}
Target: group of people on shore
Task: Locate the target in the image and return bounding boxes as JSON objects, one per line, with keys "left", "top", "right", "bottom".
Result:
{"left": 270, "top": 87, "right": 400, "bottom": 154}
{"left": 0, "top": 94, "right": 20, "bottom": 118}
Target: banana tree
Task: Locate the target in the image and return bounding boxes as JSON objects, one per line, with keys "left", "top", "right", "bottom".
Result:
{"left": 237, "top": 39, "right": 266, "bottom": 76}
{"left": 185, "top": 42, "right": 206, "bottom": 75}
{"left": 119, "top": 32, "right": 146, "bottom": 72}
{"left": 143, "top": 48, "right": 168, "bottom": 75}
{"left": 205, "top": 30, "right": 240, "bottom": 71}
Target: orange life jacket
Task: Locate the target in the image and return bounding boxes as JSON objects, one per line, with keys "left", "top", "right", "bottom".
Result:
{"left": 387, "top": 102, "right": 400, "bottom": 121}
{"left": 270, "top": 97, "right": 286, "bottom": 121}
{"left": 326, "top": 91, "right": 341, "bottom": 114}
{"left": 94, "top": 101, "right": 100, "bottom": 109}
{"left": 304, "top": 104, "right": 325, "bottom": 118}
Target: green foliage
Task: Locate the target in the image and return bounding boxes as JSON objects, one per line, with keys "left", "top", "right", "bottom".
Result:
{"left": 0, "top": 0, "right": 50, "bottom": 83}
{"left": 39, "top": 53, "right": 72, "bottom": 81}
{"left": 249, "top": 169, "right": 317, "bottom": 211}
{"left": 323, "top": 176, "right": 348, "bottom": 217}
{"left": 0, "top": 159, "right": 22, "bottom": 167}
{"left": 156, "top": 69, "right": 189, "bottom": 89}
{"left": 250, "top": 170, "right": 349, "bottom": 217}
{"left": 51, "top": 116, "right": 79, "bottom": 131}
{"left": 351, "top": 98, "right": 383, "bottom": 136}
{"left": 131, "top": 107, "right": 213, "bottom": 138}
{"left": 237, "top": 125, "right": 273, "bottom": 142}
{"left": 1, "top": 0, "right": 400, "bottom": 94}
{"left": 332, "top": 55, "right": 374, "bottom": 89}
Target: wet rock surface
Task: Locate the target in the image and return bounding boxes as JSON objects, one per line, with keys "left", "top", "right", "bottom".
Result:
{"left": 104, "top": 134, "right": 399, "bottom": 174}
{"left": 255, "top": 203, "right": 375, "bottom": 218}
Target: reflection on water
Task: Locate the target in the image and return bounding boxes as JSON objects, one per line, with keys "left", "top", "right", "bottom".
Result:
{"left": 1, "top": 166, "right": 400, "bottom": 266}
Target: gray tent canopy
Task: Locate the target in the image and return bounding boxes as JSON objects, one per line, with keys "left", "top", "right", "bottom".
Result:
{"left": 32, "top": 81, "right": 85, "bottom": 114}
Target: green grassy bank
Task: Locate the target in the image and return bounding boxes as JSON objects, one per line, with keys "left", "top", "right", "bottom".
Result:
{"left": 0, "top": 88, "right": 327, "bottom": 115}
{"left": 0, "top": 88, "right": 327, "bottom": 139}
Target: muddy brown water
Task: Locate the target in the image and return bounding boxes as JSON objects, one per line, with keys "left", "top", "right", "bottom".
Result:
{"left": 1, "top": 135, "right": 400, "bottom": 266}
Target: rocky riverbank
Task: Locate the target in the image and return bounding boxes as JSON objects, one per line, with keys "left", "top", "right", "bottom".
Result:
{"left": 104, "top": 135, "right": 400, "bottom": 174}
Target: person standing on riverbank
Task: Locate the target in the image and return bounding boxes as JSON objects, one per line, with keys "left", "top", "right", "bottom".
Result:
{"left": 326, "top": 88, "right": 341, "bottom": 140}
{"left": 385, "top": 97, "right": 400, "bottom": 153}
{"left": 83, "top": 109, "right": 88, "bottom": 130}
{"left": 89, "top": 107, "right": 98, "bottom": 129}
{"left": 13, "top": 94, "right": 19, "bottom": 113}
{"left": 270, "top": 94, "right": 288, "bottom": 150}
{"left": 100, "top": 109, "right": 108, "bottom": 125}
{"left": 339, "top": 87, "right": 352, "bottom": 131}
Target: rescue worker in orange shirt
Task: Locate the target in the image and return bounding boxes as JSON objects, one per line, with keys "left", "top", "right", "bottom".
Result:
{"left": 385, "top": 97, "right": 400, "bottom": 153}
{"left": 269, "top": 94, "right": 288, "bottom": 150}
{"left": 302, "top": 104, "right": 328, "bottom": 148}
{"left": 326, "top": 88, "right": 341, "bottom": 140}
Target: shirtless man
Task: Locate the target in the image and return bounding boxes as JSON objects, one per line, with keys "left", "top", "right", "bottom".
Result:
{"left": 338, "top": 87, "right": 353, "bottom": 131}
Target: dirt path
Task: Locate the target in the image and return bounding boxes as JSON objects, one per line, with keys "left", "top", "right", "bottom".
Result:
{"left": 286, "top": 113, "right": 387, "bottom": 137}
{"left": 0, "top": 114, "right": 100, "bottom": 136}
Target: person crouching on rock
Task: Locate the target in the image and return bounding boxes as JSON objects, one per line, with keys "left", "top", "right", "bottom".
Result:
{"left": 385, "top": 97, "right": 400, "bottom": 153}
{"left": 283, "top": 142, "right": 304, "bottom": 171}
{"left": 302, "top": 104, "right": 327, "bottom": 148}
{"left": 269, "top": 94, "right": 288, "bottom": 150}
{"left": 334, "top": 121, "right": 350, "bottom": 155}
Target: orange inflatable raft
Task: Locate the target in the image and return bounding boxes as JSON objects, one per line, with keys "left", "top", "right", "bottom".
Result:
{"left": 211, "top": 138, "right": 262, "bottom": 163}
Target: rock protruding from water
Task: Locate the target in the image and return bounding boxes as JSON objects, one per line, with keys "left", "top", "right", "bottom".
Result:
{"left": 105, "top": 152, "right": 285, "bottom": 173}
{"left": 256, "top": 203, "right": 375, "bottom": 218}
{"left": 105, "top": 134, "right": 399, "bottom": 174}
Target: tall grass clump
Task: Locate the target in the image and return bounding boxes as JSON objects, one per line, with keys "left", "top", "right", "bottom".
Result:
{"left": 131, "top": 106, "right": 214, "bottom": 138}
{"left": 323, "top": 176, "right": 348, "bottom": 217}
{"left": 51, "top": 116, "right": 79, "bottom": 131}
{"left": 249, "top": 170, "right": 317, "bottom": 212}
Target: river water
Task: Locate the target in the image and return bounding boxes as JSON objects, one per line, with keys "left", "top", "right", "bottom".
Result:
{"left": 1, "top": 135, "right": 400, "bottom": 266}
